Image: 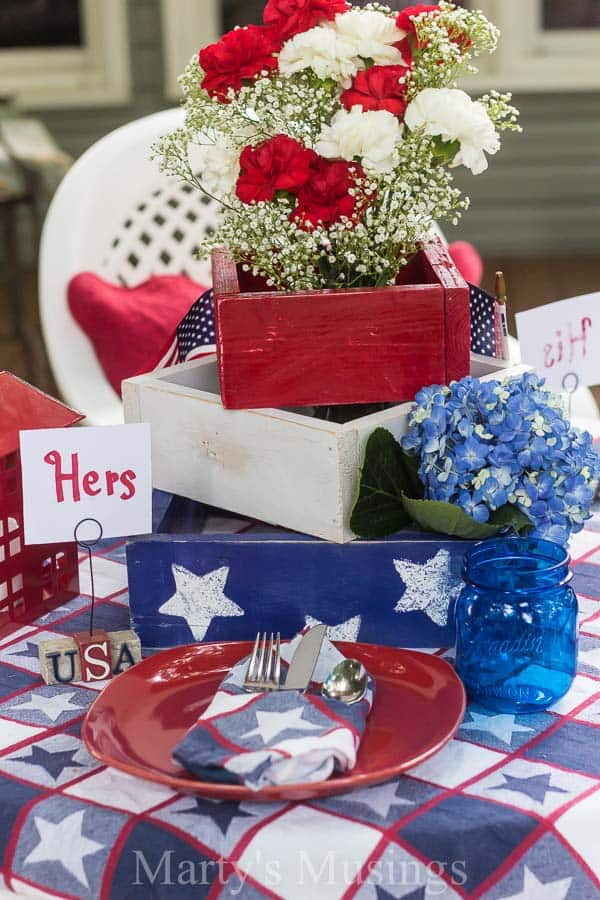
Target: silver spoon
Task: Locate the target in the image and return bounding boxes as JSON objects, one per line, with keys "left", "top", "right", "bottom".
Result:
{"left": 321, "top": 659, "right": 368, "bottom": 705}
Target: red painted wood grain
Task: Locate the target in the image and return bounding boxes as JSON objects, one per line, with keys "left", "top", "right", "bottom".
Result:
{"left": 212, "top": 239, "right": 471, "bottom": 410}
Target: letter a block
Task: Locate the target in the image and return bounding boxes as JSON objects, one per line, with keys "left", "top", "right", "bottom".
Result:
{"left": 39, "top": 636, "right": 82, "bottom": 685}
{"left": 74, "top": 630, "right": 113, "bottom": 682}
{"left": 109, "top": 629, "right": 142, "bottom": 674}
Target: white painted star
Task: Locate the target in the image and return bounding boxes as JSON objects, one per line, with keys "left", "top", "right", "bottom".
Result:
{"left": 305, "top": 614, "right": 362, "bottom": 642}
{"left": 24, "top": 810, "right": 104, "bottom": 888}
{"left": 393, "top": 550, "right": 462, "bottom": 626}
{"left": 461, "top": 710, "right": 534, "bottom": 746}
{"left": 500, "top": 867, "right": 572, "bottom": 900}
{"left": 66, "top": 768, "right": 175, "bottom": 813}
{"left": 242, "top": 708, "right": 323, "bottom": 743}
{"left": 159, "top": 564, "right": 243, "bottom": 641}
{"left": 10, "top": 691, "right": 87, "bottom": 723}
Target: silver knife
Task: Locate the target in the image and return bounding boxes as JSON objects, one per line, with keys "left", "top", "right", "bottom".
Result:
{"left": 284, "top": 624, "right": 327, "bottom": 691}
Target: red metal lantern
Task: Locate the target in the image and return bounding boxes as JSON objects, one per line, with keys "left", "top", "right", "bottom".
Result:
{"left": 0, "top": 372, "right": 84, "bottom": 639}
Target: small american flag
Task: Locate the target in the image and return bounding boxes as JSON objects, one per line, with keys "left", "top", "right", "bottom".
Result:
{"left": 157, "top": 288, "right": 216, "bottom": 367}
{"left": 469, "top": 282, "right": 497, "bottom": 358}
{"left": 157, "top": 283, "right": 498, "bottom": 369}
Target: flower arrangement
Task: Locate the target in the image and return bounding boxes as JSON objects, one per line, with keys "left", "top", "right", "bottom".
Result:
{"left": 351, "top": 373, "right": 600, "bottom": 546}
{"left": 156, "top": 1, "right": 520, "bottom": 292}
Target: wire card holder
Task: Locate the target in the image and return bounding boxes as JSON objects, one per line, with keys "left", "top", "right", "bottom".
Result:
{"left": 38, "top": 517, "right": 142, "bottom": 685}
{"left": 562, "top": 372, "right": 579, "bottom": 419}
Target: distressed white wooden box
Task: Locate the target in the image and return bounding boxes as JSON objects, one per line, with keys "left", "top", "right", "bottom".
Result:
{"left": 123, "top": 354, "right": 528, "bottom": 543}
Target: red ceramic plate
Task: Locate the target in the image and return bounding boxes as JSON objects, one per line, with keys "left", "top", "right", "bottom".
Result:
{"left": 82, "top": 641, "right": 465, "bottom": 802}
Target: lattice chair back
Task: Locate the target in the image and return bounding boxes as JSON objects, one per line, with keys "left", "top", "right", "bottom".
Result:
{"left": 40, "top": 108, "right": 219, "bottom": 425}
{"left": 98, "top": 181, "right": 216, "bottom": 288}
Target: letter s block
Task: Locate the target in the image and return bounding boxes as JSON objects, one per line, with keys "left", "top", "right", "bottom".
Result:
{"left": 39, "top": 637, "right": 82, "bottom": 685}
{"left": 74, "top": 630, "right": 112, "bottom": 682}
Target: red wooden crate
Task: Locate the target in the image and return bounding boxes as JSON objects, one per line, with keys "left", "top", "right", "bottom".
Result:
{"left": 211, "top": 238, "right": 470, "bottom": 410}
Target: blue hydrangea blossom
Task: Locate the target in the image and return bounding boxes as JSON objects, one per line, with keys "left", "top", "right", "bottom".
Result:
{"left": 402, "top": 372, "right": 600, "bottom": 545}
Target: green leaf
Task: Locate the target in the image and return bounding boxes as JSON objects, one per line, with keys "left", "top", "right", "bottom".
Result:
{"left": 431, "top": 136, "right": 461, "bottom": 164}
{"left": 400, "top": 495, "right": 502, "bottom": 540}
{"left": 489, "top": 504, "right": 533, "bottom": 535}
{"left": 399, "top": 447, "right": 424, "bottom": 501}
{"left": 350, "top": 428, "right": 421, "bottom": 539}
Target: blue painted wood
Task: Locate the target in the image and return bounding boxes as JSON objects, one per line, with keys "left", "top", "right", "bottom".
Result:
{"left": 127, "top": 517, "right": 476, "bottom": 650}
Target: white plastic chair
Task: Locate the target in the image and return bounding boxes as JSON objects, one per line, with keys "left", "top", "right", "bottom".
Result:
{"left": 39, "top": 107, "right": 219, "bottom": 425}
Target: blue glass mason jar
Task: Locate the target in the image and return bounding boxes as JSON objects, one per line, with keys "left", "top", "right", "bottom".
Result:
{"left": 455, "top": 537, "right": 578, "bottom": 713}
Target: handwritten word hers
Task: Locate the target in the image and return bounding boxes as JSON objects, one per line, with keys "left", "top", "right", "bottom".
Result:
{"left": 19, "top": 424, "right": 152, "bottom": 544}
{"left": 44, "top": 451, "right": 136, "bottom": 503}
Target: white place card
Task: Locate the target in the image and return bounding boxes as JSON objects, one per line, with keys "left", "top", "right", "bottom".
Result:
{"left": 19, "top": 424, "right": 152, "bottom": 545}
{"left": 515, "top": 292, "right": 598, "bottom": 393}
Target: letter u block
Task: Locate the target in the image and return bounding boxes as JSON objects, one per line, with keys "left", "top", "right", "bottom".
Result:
{"left": 39, "top": 637, "right": 82, "bottom": 685}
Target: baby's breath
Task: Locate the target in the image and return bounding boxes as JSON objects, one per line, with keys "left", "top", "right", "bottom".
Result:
{"left": 153, "top": 2, "right": 519, "bottom": 292}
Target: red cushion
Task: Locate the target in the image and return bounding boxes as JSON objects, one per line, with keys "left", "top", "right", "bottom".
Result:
{"left": 68, "top": 273, "right": 204, "bottom": 397}
{"left": 447, "top": 241, "right": 483, "bottom": 286}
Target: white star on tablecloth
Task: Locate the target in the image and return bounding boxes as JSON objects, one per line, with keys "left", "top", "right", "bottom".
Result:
{"left": 393, "top": 550, "right": 462, "bottom": 626}
{"left": 9, "top": 691, "right": 87, "bottom": 723}
{"left": 350, "top": 780, "right": 413, "bottom": 818}
{"left": 159, "top": 564, "right": 243, "bottom": 641}
{"left": 500, "top": 867, "right": 572, "bottom": 900}
{"left": 305, "top": 614, "right": 362, "bottom": 642}
{"left": 24, "top": 810, "right": 104, "bottom": 888}
{"left": 461, "top": 710, "right": 534, "bottom": 746}
{"left": 242, "top": 708, "right": 323, "bottom": 744}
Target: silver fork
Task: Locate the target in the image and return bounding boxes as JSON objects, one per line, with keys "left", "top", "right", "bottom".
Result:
{"left": 243, "top": 632, "right": 281, "bottom": 692}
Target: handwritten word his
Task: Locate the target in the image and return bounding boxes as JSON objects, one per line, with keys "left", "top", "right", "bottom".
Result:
{"left": 544, "top": 316, "right": 592, "bottom": 369}
{"left": 43, "top": 450, "right": 137, "bottom": 503}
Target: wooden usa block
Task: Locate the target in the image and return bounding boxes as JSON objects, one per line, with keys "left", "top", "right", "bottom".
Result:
{"left": 39, "top": 629, "right": 143, "bottom": 684}
{"left": 127, "top": 529, "right": 479, "bottom": 652}
{"left": 123, "top": 357, "right": 529, "bottom": 543}
{"left": 39, "top": 636, "right": 82, "bottom": 685}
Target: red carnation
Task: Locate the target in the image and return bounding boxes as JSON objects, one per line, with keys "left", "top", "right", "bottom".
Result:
{"left": 448, "top": 23, "right": 473, "bottom": 51}
{"left": 396, "top": 4, "right": 471, "bottom": 53}
{"left": 396, "top": 4, "right": 439, "bottom": 35}
{"left": 341, "top": 65, "right": 410, "bottom": 117}
{"left": 236, "top": 135, "right": 318, "bottom": 204}
{"left": 292, "top": 158, "right": 368, "bottom": 231}
{"left": 264, "top": 0, "right": 349, "bottom": 40}
{"left": 200, "top": 26, "right": 281, "bottom": 100}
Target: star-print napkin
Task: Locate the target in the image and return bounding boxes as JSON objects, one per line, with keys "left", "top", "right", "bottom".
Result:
{"left": 172, "top": 630, "right": 375, "bottom": 791}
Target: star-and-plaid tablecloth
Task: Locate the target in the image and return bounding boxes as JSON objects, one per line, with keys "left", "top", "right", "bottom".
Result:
{"left": 1, "top": 519, "right": 600, "bottom": 899}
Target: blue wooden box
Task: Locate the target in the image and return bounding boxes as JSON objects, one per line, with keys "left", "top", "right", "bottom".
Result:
{"left": 127, "top": 497, "right": 474, "bottom": 651}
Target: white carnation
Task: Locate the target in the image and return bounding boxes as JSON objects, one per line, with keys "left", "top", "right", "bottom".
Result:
{"left": 332, "top": 9, "right": 407, "bottom": 66}
{"left": 315, "top": 107, "right": 403, "bottom": 175}
{"left": 202, "top": 140, "right": 240, "bottom": 197}
{"left": 405, "top": 88, "right": 500, "bottom": 175}
{"left": 278, "top": 26, "right": 359, "bottom": 85}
